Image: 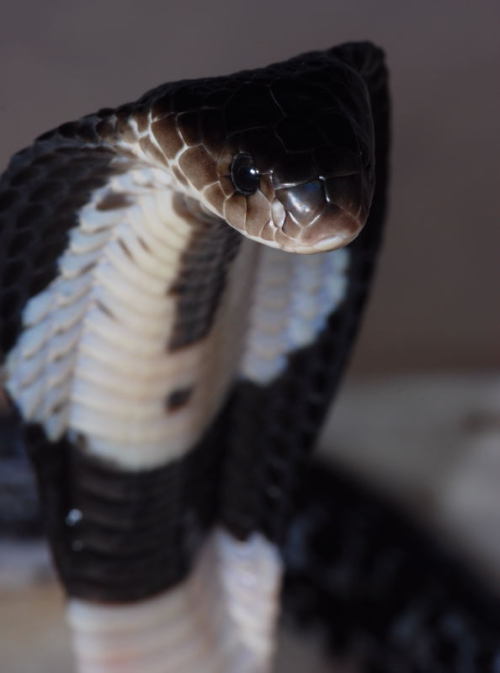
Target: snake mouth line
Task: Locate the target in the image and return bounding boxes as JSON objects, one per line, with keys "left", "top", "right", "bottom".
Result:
{"left": 297, "top": 227, "right": 360, "bottom": 253}
{"left": 286, "top": 228, "right": 360, "bottom": 254}
{"left": 243, "top": 214, "right": 361, "bottom": 254}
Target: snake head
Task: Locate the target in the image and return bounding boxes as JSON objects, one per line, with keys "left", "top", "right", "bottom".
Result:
{"left": 147, "top": 50, "right": 375, "bottom": 253}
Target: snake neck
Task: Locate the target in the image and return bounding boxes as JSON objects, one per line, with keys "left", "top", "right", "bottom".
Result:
{"left": 5, "top": 162, "right": 257, "bottom": 470}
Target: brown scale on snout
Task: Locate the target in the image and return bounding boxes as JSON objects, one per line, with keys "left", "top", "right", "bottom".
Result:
{"left": 142, "top": 49, "right": 375, "bottom": 254}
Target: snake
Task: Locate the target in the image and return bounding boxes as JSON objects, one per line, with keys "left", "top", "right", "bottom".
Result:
{"left": 2, "top": 40, "right": 500, "bottom": 672}
{"left": 0, "top": 41, "right": 390, "bottom": 672}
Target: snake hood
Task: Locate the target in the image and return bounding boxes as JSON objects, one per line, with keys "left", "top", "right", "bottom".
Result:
{"left": 128, "top": 48, "right": 376, "bottom": 253}
{"left": 0, "top": 40, "right": 390, "bottom": 673}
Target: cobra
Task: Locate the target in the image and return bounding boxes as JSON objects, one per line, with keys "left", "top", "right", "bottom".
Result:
{"left": 0, "top": 42, "right": 389, "bottom": 672}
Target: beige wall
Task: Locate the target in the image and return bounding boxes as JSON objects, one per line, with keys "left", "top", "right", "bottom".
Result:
{"left": 1, "top": 1, "right": 498, "bottom": 375}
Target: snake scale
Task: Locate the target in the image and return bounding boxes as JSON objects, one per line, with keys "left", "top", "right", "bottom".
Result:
{"left": 1, "top": 40, "right": 499, "bottom": 673}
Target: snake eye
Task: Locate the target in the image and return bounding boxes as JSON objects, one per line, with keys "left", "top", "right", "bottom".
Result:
{"left": 230, "top": 153, "right": 260, "bottom": 196}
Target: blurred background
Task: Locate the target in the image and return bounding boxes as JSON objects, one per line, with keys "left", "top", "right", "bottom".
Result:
{"left": 0, "top": 1, "right": 499, "bottom": 671}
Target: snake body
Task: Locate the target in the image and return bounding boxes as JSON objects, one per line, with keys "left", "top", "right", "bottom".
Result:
{"left": 0, "top": 42, "right": 389, "bottom": 672}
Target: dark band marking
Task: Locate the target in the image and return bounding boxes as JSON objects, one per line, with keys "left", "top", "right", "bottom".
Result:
{"left": 166, "top": 386, "right": 193, "bottom": 411}
{"left": 26, "top": 415, "right": 227, "bottom": 602}
{"left": 167, "top": 194, "right": 240, "bottom": 351}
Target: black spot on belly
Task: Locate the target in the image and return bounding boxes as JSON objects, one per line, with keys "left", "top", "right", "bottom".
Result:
{"left": 96, "top": 192, "right": 132, "bottom": 211}
{"left": 166, "top": 386, "right": 193, "bottom": 411}
{"left": 167, "top": 194, "right": 241, "bottom": 351}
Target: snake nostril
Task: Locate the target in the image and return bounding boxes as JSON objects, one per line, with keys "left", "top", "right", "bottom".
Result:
{"left": 276, "top": 180, "right": 325, "bottom": 225}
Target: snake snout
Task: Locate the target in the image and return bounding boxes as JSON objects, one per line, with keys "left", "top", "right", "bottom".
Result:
{"left": 295, "top": 203, "right": 364, "bottom": 252}
{"left": 275, "top": 172, "right": 368, "bottom": 253}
